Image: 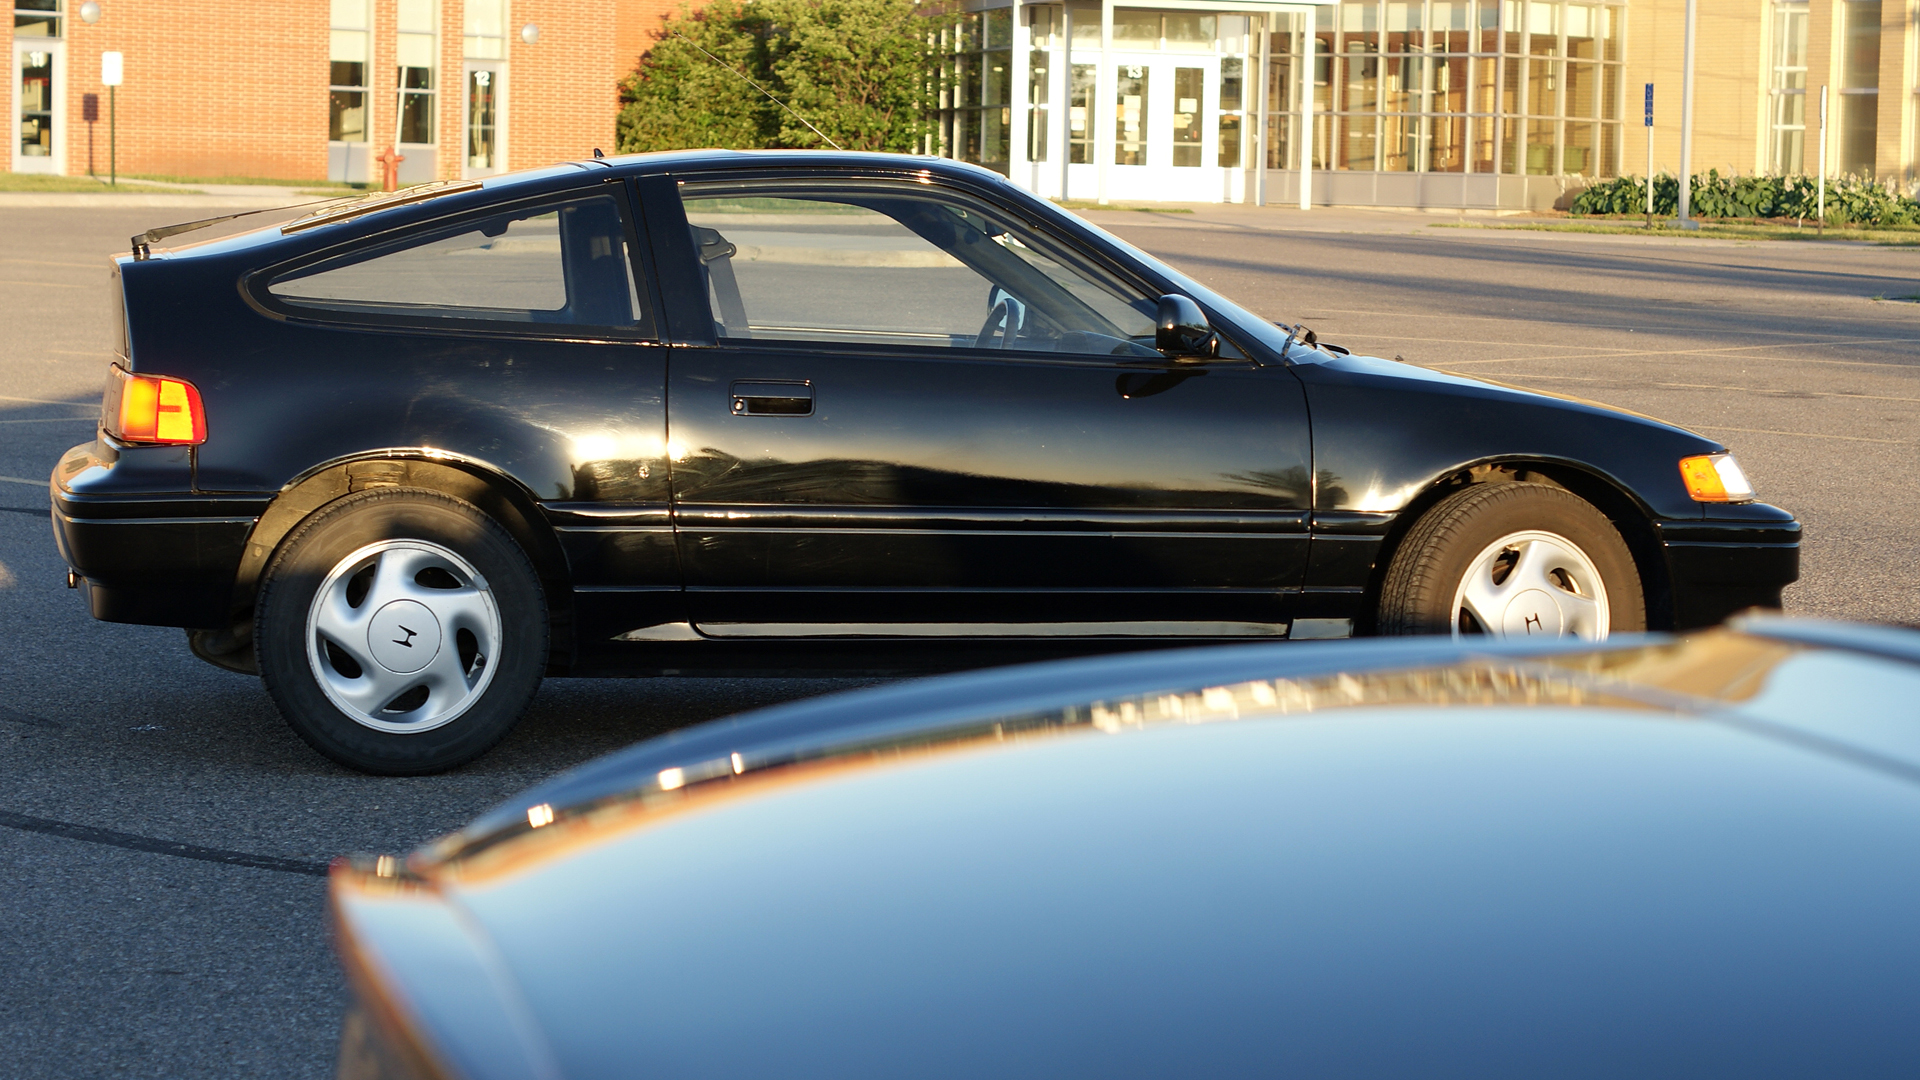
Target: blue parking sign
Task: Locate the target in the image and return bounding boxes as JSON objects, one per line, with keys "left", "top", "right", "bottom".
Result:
{"left": 1644, "top": 83, "right": 1654, "bottom": 127}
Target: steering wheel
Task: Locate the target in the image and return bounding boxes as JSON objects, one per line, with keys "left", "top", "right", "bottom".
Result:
{"left": 973, "top": 295, "right": 1022, "bottom": 350}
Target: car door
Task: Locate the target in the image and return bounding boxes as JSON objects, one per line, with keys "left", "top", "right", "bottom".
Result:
{"left": 647, "top": 171, "right": 1312, "bottom": 639}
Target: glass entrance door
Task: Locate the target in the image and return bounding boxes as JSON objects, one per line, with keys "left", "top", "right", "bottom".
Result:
{"left": 14, "top": 42, "right": 62, "bottom": 174}
{"left": 462, "top": 63, "right": 502, "bottom": 178}
{"left": 1106, "top": 53, "right": 1221, "bottom": 200}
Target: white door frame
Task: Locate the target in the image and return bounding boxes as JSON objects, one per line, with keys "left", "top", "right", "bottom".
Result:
{"left": 13, "top": 39, "right": 66, "bottom": 175}
{"left": 461, "top": 60, "right": 507, "bottom": 178}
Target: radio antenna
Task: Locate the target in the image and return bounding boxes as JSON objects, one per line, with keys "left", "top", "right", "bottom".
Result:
{"left": 668, "top": 29, "right": 844, "bottom": 151}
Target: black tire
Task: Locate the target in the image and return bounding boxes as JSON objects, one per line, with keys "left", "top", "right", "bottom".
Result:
{"left": 1378, "top": 481, "right": 1645, "bottom": 638}
{"left": 255, "top": 487, "right": 547, "bottom": 774}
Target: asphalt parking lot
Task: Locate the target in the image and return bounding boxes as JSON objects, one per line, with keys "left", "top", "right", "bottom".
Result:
{"left": 3, "top": 199, "right": 1917, "bottom": 1077}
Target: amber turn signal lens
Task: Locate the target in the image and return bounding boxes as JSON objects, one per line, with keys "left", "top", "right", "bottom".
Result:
{"left": 1679, "top": 453, "right": 1755, "bottom": 502}
{"left": 104, "top": 364, "right": 207, "bottom": 445}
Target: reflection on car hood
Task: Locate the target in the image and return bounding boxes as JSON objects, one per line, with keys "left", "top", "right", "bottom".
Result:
{"left": 336, "top": 616, "right": 1920, "bottom": 1079}
{"left": 421, "top": 616, "right": 1920, "bottom": 871}
{"left": 1321, "top": 352, "right": 1711, "bottom": 440}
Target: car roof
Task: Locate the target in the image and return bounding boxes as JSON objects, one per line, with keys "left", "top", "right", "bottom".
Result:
{"left": 130, "top": 151, "right": 1015, "bottom": 264}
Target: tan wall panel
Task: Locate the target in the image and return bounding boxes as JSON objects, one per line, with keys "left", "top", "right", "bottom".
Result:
{"left": 1620, "top": 0, "right": 1768, "bottom": 176}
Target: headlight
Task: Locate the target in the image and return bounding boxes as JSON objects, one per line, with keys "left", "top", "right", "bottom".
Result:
{"left": 1679, "top": 453, "right": 1756, "bottom": 502}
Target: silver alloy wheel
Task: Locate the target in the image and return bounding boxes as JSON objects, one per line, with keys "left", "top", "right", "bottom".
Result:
{"left": 1449, "top": 529, "right": 1611, "bottom": 640}
{"left": 305, "top": 539, "right": 502, "bottom": 734}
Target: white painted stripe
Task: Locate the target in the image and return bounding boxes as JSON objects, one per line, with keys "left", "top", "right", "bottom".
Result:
{"left": 694, "top": 621, "right": 1291, "bottom": 639}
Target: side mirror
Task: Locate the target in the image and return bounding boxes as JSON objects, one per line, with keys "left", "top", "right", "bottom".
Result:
{"left": 1155, "top": 294, "right": 1218, "bottom": 359}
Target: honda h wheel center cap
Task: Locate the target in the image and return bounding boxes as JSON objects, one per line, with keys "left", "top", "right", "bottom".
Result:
{"left": 1501, "top": 588, "right": 1565, "bottom": 636}
{"left": 368, "top": 599, "right": 441, "bottom": 674}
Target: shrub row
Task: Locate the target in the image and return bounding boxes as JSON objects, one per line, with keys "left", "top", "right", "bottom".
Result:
{"left": 1570, "top": 171, "right": 1920, "bottom": 227}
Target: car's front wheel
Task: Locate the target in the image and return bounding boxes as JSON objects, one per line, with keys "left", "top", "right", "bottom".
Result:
{"left": 255, "top": 488, "right": 547, "bottom": 774}
{"left": 1378, "top": 482, "right": 1645, "bottom": 639}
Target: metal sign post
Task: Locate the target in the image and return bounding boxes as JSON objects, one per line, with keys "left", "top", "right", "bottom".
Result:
{"left": 1643, "top": 83, "right": 1653, "bottom": 228}
{"left": 1675, "top": 0, "right": 1696, "bottom": 228}
{"left": 1816, "top": 85, "right": 1828, "bottom": 234}
{"left": 100, "top": 51, "right": 122, "bottom": 187}
{"left": 81, "top": 92, "right": 98, "bottom": 177}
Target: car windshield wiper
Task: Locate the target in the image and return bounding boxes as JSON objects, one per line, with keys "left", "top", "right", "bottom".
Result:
{"left": 130, "top": 199, "right": 342, "bottom": 261}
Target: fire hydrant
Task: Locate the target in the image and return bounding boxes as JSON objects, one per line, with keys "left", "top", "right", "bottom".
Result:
{"left": 375, "top": 145, "right": 405, "bottom": 192}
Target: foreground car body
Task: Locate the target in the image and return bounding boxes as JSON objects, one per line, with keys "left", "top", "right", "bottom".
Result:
{"left": 50, "top": 150, "right": 1798, "bottom": 770}
{"left": 332, "top": 616, "right": 1920, "bottom": 1079}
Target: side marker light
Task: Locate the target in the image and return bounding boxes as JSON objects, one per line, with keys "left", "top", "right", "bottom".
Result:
{"left": 1679, "top": 453, "right": 1755, "bottom": 502}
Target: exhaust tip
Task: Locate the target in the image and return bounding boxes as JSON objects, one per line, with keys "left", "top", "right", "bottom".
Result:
{"left": 66, "top": 568, "right": 81, "bottom": 589}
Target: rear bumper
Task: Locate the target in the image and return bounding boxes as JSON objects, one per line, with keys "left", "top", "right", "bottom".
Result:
{"left": 1657, "top": 508, "right": 1801, "bottom": 630}
{"left": 52, "top": 440, "right": 266, "bottom": 629}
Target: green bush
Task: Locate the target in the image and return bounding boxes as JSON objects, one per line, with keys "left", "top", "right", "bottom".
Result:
{"left": 1571, "top": 171, "right": 1920, "bottom": 227}
{"left": 617, "top": 0, "right": 935, "bottom": 154}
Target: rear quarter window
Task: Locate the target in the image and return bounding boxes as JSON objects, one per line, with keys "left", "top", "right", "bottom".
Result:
{"left": 262, "top": 192, "right": 650, "bottom": 335}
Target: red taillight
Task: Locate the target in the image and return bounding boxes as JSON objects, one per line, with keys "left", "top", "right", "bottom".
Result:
{"left": 103, "top": 364, "right": 206, "bottom": 445}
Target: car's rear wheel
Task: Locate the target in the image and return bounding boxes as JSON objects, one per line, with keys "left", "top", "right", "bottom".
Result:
{"left": 1378, "top": 481, "right": 1645, "bottom": 639}
{"left": 255, "top": 487, "right": 547, "bottom": 774}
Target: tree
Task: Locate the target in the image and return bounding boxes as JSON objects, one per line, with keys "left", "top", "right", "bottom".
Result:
{"left": 617, "top": 0, "right": 935, "bottom": 155}
{"left": 616, "top": 0, "right": 773, "bottom": 153}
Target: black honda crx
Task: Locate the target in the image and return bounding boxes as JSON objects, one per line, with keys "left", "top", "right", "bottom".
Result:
{"left": 50, "top": 150, "right": 1799, "bottom": 773}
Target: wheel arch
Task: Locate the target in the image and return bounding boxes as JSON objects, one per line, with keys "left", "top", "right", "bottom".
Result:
{"left": 1358, "top": 457, "right": 1674, "bottom": 634}
{"left": 228, "top": 452, "right": 574, "bottom": 673}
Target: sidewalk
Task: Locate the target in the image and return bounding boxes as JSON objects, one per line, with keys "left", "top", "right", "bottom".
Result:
{"left": 0, "top": 178, "right": 345, "bottom": 209}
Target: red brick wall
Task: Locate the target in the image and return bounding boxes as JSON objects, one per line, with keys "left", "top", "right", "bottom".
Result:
{"left": 507, "top": 0, "right": 622, "bottom": 167}
{"left": 57, "top": 0, "right": 331, "bottom": 180}
{"left": 12, "top": 0, "right": 680, "bottom": 181}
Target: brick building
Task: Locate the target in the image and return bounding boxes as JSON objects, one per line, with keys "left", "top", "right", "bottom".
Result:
{"left": 7, "top": 0, "right": 678, "bottom": 183}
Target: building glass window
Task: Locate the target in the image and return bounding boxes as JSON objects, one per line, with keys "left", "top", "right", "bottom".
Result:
{"left": 1115, "top": 63, "right": 1149, "bottom": 165}
{"left": 396, "top": 0, "right": 436, "bottom": 146}
{"left": 1766, "top": 0, "right": 1806, "bottom": 173}
{"left": 935, "top": 10, "right": 1010, "bottom": 174}
{"left": 330, "top": 0, "right": 370, "bottom": 143}
{"left": 1837, "top": 0, "right": 1880, "bottom": 176}
{"left": 17, "top": 47, "right": 51, "bottom": 156}
{"left": 1261, "top": 0, "right": 1619, "bottom": 178}
{"left": 1114, "top": 9, "right": 1162, "bottom": 49}
{"left": 1264, "top": 0, "right": 1619, "bottom": 178}
{"left": 1171, "top": 65, "right": 1203, "bottom": 165}
{"left": 13, "top": 0, "right": 58, "bottom": 37}
{"left": 1069, "top": 62, "right": 1095, "bottom": 163}
{"left": 464, "top": 0, "right": 506, "bottom": 59}
{"left": 1219, "top": 55, "right": 1244, "bottom": 166}
{"left": 1027, "top": 6, "right": 1057, "bottom": 163}
{"left": 1266, "top": 12, "right": 1308, "bottom": 170}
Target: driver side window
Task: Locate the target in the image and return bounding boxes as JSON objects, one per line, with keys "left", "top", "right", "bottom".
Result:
{"left": 679, "top": 183, "right": 1158, "bottom": 357}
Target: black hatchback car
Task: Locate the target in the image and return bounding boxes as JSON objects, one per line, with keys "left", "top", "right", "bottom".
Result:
{"left": 50, "top": 150, "right": 1800, "bottom": 774}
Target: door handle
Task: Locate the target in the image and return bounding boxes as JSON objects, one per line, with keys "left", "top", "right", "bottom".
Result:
{"left": 729, "top": 380, "right": 813, "bottom": 416}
